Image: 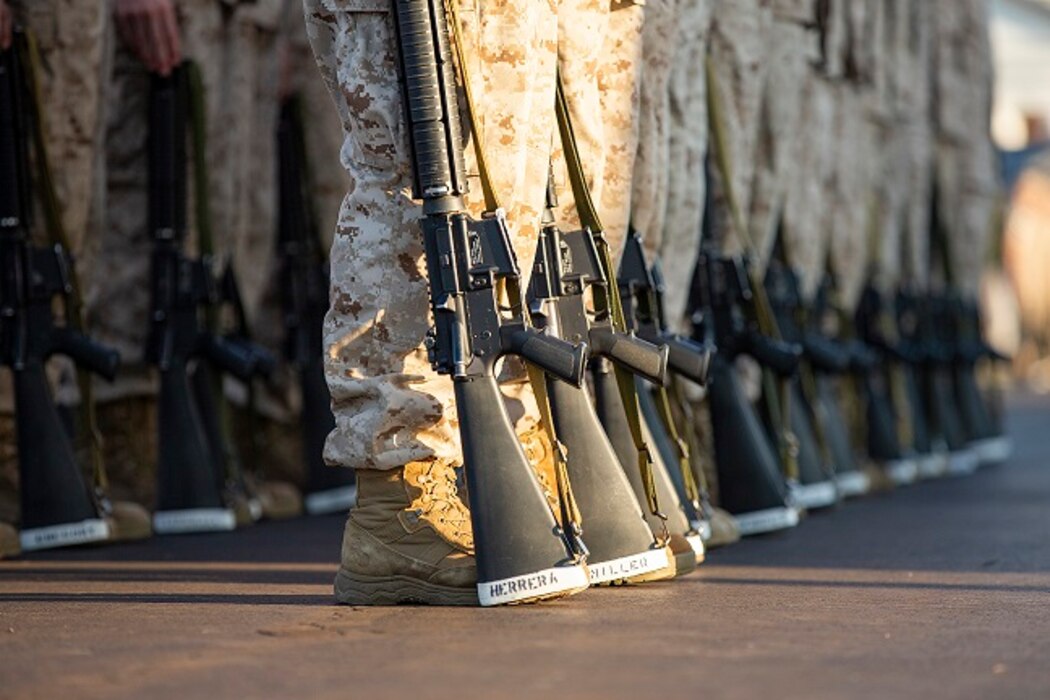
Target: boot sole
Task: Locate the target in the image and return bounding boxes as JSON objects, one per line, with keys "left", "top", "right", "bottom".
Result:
{"left": 334, "top": 568, "right": 479, "bottom": 606}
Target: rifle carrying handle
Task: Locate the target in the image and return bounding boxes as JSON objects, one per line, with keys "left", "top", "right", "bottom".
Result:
{"left": 506, "top": 327, "right": 587, "bottom": 388}
{"left": 589, "top": 326, "right": 668, "bottom": 387}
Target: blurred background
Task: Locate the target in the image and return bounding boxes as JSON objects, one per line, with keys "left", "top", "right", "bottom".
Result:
{"left": 989, "top": 0, "right": 1050, "bottom": 391}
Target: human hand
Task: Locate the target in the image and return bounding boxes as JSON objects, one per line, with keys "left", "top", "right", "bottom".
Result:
{"left": 114, "top": 0, "right": 181, "bottom": 75}
{"left": 0, "top": 1, "right": 13, "bottom": 51}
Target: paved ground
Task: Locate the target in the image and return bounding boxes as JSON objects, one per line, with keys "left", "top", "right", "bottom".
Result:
{"left": 2, "top": 393, "right": 1049, "bottom": 700}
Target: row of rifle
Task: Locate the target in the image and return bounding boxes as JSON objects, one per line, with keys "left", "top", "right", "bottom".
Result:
{"left": 0, "top": 33, "right": 352, "bottom": 552}
{"left": 391, "top": 0, "right": 1009, "bottom": 605}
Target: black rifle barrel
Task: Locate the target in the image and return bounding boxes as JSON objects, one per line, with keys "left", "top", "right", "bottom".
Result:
{"left": 394, "top": 0, "right": 466, "bottom": 202}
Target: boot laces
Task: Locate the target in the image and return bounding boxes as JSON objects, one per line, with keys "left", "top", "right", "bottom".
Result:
{"left": 410, "top": 461, "right": 474, "bottom": 552}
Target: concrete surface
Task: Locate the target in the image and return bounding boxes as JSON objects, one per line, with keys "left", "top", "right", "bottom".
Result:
{"left": 1, "top": 393, "right": 1048, "bottom": 700}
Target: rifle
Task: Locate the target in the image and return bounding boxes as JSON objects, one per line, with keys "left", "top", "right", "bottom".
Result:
{"left": 392, "top": 0, "right": 589, "bottom": 605}
{"left": 853, "top": 283, "right": 920, "bottom": 484}
{"left": 940, "top": 293, "right": 1010, "bottom": 465}
{"left": 688, "top": 249, "right": 799, "bottom": 535}
{"left": 146, "top": 64, "right": 269, "bottom": 533}
{"left": 0, "top": 34, "right": 117, "bottom": 550}
{"left": 527, "top": 191, "right": 673, "bottom": 584}
{"left": 619, "top": 231, "right": 712, "bottom": 385}
{"left": 763, "top": 258, "right": 839, "bottom": 509}
{"left": 617, "top": 231, "right": 715, "bottom": 538}
{"left": 804, "top": 275, "right": 875, "bottom": 495}
{"left": 276, "top": 97, "right": 357, "bottom": 515}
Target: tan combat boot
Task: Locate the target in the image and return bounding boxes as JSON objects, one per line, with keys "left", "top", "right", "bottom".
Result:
{"left": 863, "top": 461, "right": 897, "bottom": 493}
{"left": 334, "top": 460, "right": 477, "bottom": 606}
{"left": 106, "top": 500, "right": 152, "bottom": 542}
{"left": 520, "top": 424, "right": 561, "bottom": 519}
{"left": 245, "top": 474, "right": 303, "bottom": 521}
{"left": 668, "top": 533, "right": 698, "bottom": 577}
{"left": 706, "top": 506, "right": 741, "bottom": 548}
{"left": 0, "top": 522, "right": 20, "bottom": 559}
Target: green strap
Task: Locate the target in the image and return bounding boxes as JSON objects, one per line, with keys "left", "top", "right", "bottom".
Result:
{"left": 185, "top": 61, "right": 248, "bottom": 492}
{"left": 653, "top": 380, "right": 701, "bottom": 510}
{"left": 669, "top": 378, "right": 712, "bottom": 497}
{"left": 447, "top": 1, "right": 499, "bottom": 212}
{"left": 21, "top": 31, "right": 109, "bottom": 494}
{"left": 555, "top": 75, "right": 667, "bottom": 534}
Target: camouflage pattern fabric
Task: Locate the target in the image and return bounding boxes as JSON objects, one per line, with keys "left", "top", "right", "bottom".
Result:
{"left": 89, "top": 0, "right": 227, "bottom": 403}
{"left": 552, "top": 0, "right": 608, "bottom": 232}
{"left": 659, "top": 0, "right": 712, "bottom": 332}
{"left": 304, "top": 0, "right": 567, "bottom": 471}
{"left": 932, "top": 0, "right": 999, "bottom": 296}
{"left": 748, "top": 17, "right": 816, "bottom": 277}
{"left": 596, "top": 0, "right": 644, "bottom": 257}
{"left": 704, "top": 0, "right": 772, "bottom": 256}
{"left": 630, "top": 0, "right": 678, "bottom": 261}
{"left": 0, "top": 0, "right": 109, "bottom": 413}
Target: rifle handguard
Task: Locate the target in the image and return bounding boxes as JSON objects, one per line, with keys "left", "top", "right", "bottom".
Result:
{"left": 802, "top": 331, "right": 850, "bottom": 374}
{"left": 202, "top": 334, "right": 259, "bottom": 381}
{"left": 52, "top": 328, "right": 121, "bottom": 382}
{"left": 663, "top": 334, "right": 712, "bottom": 386}
{"left": 504, "top": 326, "right": 588, "bottom": 387}
{"left": 588, "top": 326, "right": 668, "bottom": 386}
{"left": 845, "top": 339, "right": 880, "bottom": 373}
{"left": 744, "top": 332, "right": 802, "bottom": 377}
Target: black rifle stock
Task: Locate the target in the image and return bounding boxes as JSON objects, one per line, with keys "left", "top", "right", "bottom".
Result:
{"left": 392, "top": 0, "right": 588, "bottom": 603}
{"left": 763, "top": 260, "right": 839, "bottom": 508}
{"left": 853, "top": 285, "right": 912, "bottom": 475}
{"left": 688, "top": 250, "right": 798, "bottom": 534}
{"left": 0, "top": 37, "right": 116, "bottom": 549}
{"left": 276, "top": 98, "right": 356, "bottom": 513}
{"left": 528, "top": 218, "right": 671, "bottom": 581}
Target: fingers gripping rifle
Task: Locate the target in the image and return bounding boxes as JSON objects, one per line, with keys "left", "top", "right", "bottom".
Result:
{"left": 393, "top": 0, "right": 589, "bottom": 604}
{"left": 0, "top": 33, "right": 117, "bottom": 549}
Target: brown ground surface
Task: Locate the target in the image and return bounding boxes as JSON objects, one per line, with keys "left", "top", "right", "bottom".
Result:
{"left": 2, "top": 393, "right": 1049, "bottom": 700}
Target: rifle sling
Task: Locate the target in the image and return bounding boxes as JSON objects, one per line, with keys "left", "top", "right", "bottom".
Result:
{"left": 705, "top": 54, "right": 799, "bottom": 482}
{"left": 447, "top": 4, "right": 583, "bottom": 542}
{"left": 555, "top": 75, "right": 667, "bottom": 534}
